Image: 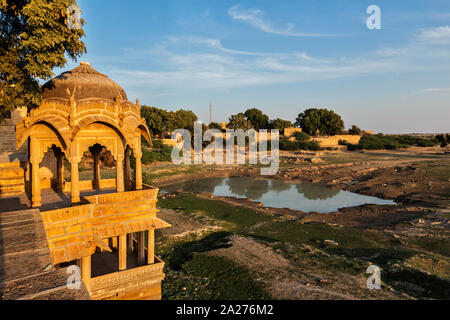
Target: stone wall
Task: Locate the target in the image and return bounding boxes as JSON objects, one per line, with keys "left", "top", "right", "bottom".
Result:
{"left": 284, "top": 127, "right": 303, "bottom": 138}
{"left": 0, "top": 124, "right": 17, "bottom": 154}
{"left": 312, "top": 135, "right": 362, "bottom": 148}
{"left": 0, "top": 107, "right": 28, "bottom": 163}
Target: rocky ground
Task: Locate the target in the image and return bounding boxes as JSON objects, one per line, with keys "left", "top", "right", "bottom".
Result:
{"left": 150, "top": 146, "right": 449, "bottom": 300}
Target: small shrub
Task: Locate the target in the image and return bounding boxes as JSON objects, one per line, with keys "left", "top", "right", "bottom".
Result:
{"left": 141, "top": 146, "right": 173, "bottom": 164}
{"left": 294, "top": 131, "right": 311, "bottom": 142}
{"left": 347, "top": 134, "right": 439, "bottom": 151}
{"left": 435, "top": 134, "right": 449, "bottom": 148}
{"left": 347, "top": 143, "right": 362, "bottom": 151}
{"left": 279, "top": 139, "right": 321, "bottom": 151}
{"left": 348, "top": 125, "right": 362, "bottom": 135}
{"left": 151, "top": 139, "right": 165, "bottom": 149}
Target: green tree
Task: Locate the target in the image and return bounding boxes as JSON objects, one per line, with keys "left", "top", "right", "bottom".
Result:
{"left": 435, "top": 134, "right": 449, "bottom": 148}
{"left": 141, "top": 106, "right": 168, "bottom": 136}
{"left": 244, "top": 108, "right": 269, "bottom": 130}
{"left": 208, "top": 122, "right": 224, "bottom": 132}
{"left": 141, "top": 106, "right": 200, "bottom": 138}
{"left": 174, "top": 109, "right": 198, "bottom": 133}
{"left": 227, "top": 113, "right": 252, "bottom": 130}
{"left": 0, "top": 0, "right": 86, "bottom": 120}
{"left": 348, "top": 125, "right": 362, "bottom": 135}
{"left": 269, "top": 118, "right": 292, "bottom": 134}
{"left": 295, "top": 108, "right": 345, "bottom": 136}
{"left": 294, "top": 131, "right": 310, "bottom": 142}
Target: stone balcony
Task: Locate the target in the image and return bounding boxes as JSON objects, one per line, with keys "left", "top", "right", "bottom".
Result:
{"left": 89, "top": 256, "right": 165, "bottom": 300}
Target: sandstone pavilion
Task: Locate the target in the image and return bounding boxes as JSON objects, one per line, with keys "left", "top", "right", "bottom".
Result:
{"left": 0, "top": 62, "right": 171, "bottom": 300}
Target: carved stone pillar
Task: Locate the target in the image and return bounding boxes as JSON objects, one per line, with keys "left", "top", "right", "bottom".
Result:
{"left": 89, "top": 144, "right": 103, "bottom": 191}
{"left": 81, "top": 255, "right": 91, "bottom": 290}
{"left": 30, "top": 159, "right": 41, "bottom": 208}
{"left": 116, "top": 154, "right": 125, "bottom": 193}
{"left": 127, "top": 234, "right": 134, "bottom": 254}
{"left": 30, "top": 138, "right": 41, "bottom": 208}
{"left": 147, "top": 229, "right": 155, "bottom": 265}
{"left": 70, "top": 157, "right": 81, "bottom": 204}
{"left": 119, "top": 235, "right": 127, "bottom": 271}
{"left": 137, "top": 231, "right": 145, "bottom": 265}
{"left": 135, "top": 152, "right": 143, "bottom": 190}
{"left": 93, "top": 153, "right": 101, "bottom": 190}
{"left": 54, "top": 149, "right": 64, "bottom": 193}
{"left": 124, "top": 147, "right": 131, "bottom": 191}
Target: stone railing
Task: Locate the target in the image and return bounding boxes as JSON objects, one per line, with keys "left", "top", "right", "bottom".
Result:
{"left": 89, "top": 257, "right": 165, "bottom": 300}
{"left": 40, "top": 186, "right": 166, "bottom": 265}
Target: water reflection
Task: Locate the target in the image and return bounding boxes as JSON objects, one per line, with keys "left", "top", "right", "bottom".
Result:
{"left": 162, "top": 177, "right": 395, "bottom": 213}
{"left": 226, "top": 177, "right": 269, "bottom": 199}
{"left": 295, "top": 182, "right": 339, "bottom": 200}
{"left": 166, "top": 177, "right": 225, "bottom": 194}
{"left": 270, "top": 179, "right": 292, "bottom": 193}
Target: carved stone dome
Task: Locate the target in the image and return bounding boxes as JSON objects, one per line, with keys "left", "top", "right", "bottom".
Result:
{"left": 42, "top": 62, "right": 128, "bottom": 102}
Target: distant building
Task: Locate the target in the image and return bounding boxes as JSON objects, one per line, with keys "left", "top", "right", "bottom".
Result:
{"left": 283, "top": 127, "right": 303, "bottom": 138}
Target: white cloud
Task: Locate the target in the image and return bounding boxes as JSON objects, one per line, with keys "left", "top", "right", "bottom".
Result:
{"left": 113, "top": 25, "right": 450, "bottom": 93}
{"left": 228, "top": 5, "right": 342, "bottom": 37}
{"left": 416, "top": 26, "right": 450, "bottom": 45}
{"left": 113, "top": 38, "right": 399, "bottom": 91}
{"left": 168, "top": 36, "right": 325, "bottom": 63}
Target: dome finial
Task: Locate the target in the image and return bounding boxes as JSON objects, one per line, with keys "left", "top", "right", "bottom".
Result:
{"left": 80, "top": 61, "right": 90, "bottom": 66}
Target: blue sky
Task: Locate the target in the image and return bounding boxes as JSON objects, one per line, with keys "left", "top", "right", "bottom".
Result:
{"left": 60, "top": 0, "right": 450, "bottom": 133}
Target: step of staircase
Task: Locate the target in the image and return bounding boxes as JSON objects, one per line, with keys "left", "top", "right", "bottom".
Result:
{"left": 0, "top": 162, "right": 25, "bottom": 197}
{"left": 0, "top": 183, "right": 25, "bottom": 196}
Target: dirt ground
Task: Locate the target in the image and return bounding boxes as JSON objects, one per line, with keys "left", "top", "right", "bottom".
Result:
{"left": 153, "top": 146, "right": 449, "bottom": 300}
{"left": 207, "top": 235, "right": 405, "bottom": 300}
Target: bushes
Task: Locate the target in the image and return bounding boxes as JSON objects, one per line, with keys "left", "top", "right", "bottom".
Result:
{"left": 294, "top": 131, "right": 311, "bottom": 142}
{"left": 151, "top": 139, "right": 165, "bottom": 149}
{"left": 141, "top": 139, "right": 173, "bottom": 164}
{"left": 348, "top": 125, "right": 362, "bottom": 135}
{"left": 435, "top": 134, "right": 450, "bottom": 147}
{"left": 347, "top": 134, "right": 440, "bottom": 151}
{"left": 279, "top": 139, "right": 321, "bottom": 151}
{"left": 395, "top": 135, "right": 439, "bottom": 147}
{"left": 279, "top": 132, "right": 321, "bottom": 151}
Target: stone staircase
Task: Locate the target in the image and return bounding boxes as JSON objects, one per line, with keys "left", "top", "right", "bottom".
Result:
{"left": 0, "top": 162, "right": 25, "bottom": 197}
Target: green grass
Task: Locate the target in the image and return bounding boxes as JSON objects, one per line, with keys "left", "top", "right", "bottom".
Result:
{"left": 158, "top": 230, "right": 270, "bottom": 300}
{"left": 408, "top": 238, "right": 450, "bottom": 257}
{"left": 162, "top": 254, "right": 270, "bottom": 300}
{"left": 158, "top": 193, "right": 272, "bottom": 233}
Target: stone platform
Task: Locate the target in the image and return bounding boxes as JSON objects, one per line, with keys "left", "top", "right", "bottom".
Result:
{"left": 0, "top": 208, "right": 90, "bottom": 300}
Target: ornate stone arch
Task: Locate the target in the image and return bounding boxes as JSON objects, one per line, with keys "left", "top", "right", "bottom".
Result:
{"left": 16, "top": 117, "right": 70, "bottom": 153}
{"left": 71, "top": 114, "right": 130, "bottom": 145}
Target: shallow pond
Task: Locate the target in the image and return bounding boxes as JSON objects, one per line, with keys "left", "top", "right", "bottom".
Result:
{"left": 162, "top": 177, "right": 395, "bottom": 213}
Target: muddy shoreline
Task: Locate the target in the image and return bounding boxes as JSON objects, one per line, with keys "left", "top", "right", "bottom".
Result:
{"left": 153, "top": 151, "right": 449, "bottom": 229}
